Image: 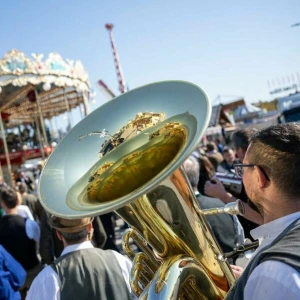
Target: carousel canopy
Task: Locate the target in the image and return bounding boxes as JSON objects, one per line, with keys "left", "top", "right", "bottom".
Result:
{"left": 0, "top": 49, "right": 91, "bottom": 126}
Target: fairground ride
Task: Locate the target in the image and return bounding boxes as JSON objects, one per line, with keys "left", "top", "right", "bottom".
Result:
{"left": 0, "top": 49, "right": 92, "bottom": 185}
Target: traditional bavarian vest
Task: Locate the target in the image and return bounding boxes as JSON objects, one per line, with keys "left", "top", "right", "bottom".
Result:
{"left": 226, "top": 218, "right": 300, "bottom": 300}
{"left": 51, "top": 248, "right": 132, "bottom": 300}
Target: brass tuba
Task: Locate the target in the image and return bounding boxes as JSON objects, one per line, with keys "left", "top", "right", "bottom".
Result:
{"left": 39, "top": 81, "right": 242, "bottom": 299}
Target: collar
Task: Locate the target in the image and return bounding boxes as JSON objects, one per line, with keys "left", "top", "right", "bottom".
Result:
{"left": 61, "top": 240, "right": 94, "bottom": 256}
{"left": 251, "top": 212, "right": 300, "bottom": 243}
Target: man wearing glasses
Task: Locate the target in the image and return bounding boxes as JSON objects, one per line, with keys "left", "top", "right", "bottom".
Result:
{"left": 225, "top": 124, "right": 300, "bottom": 299}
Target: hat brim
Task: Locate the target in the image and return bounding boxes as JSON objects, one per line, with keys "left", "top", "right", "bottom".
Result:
{"left": 49, "top": 216, "right": 93, "bottom": 233}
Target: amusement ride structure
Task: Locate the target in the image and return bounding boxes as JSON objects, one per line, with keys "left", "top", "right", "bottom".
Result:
{"left": 97, "top": 24, "right": 127, "bottom": 100}
{"left": 0, "top": 49, "right": 91, "bottom": 184}
{"left": 105, "top": 23, "right": 127, "bottom": 94}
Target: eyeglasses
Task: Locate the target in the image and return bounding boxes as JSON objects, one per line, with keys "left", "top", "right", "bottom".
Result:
{"left": 233, "top": 164, "right": 255, "bottom": 178}
{"left": 233, "top": 163, "right": 270, "bottom": 180}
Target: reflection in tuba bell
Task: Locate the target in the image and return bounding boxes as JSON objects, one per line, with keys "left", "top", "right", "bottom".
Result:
{"left": 39, "top": 81, "right": 243, "bottom": 299}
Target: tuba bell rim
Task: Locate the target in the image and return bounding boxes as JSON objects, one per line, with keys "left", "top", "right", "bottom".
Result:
{"left": 38, "top": 80, "right": 212, "bottom": 219}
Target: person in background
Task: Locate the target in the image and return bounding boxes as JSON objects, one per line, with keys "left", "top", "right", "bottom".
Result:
{"left": 39, "top": 211, "right": 107, "bottom": 265}
{"left": 197, "top": 155, "right": 215, "bottom": 196}
{"left": 0, "top": 245, "right": 26, "bottom": 300}
{"left": 27, "top": 216, "right": 133, "bottom": 300}
{"left": 206, "top": 141, "right": 224, "bottom": 171}
{"left": 218, "top": 147, "right": 239, "bottom": 173}
{"left": 205, "top": 129, "right": 262, "bottom": 239}
{"left": 1, "top": 188, "right": 34, "bottom": 221}
{"left": 215, "top": 138, "right": 224, "bottom": 154}
{"left": 100, "top": 212, "right": 120, "bottom": 252}
{"left": 34, "top": 161, "right": 45, "bottom": 185}
{"left": 0, "top": 176, "right": 8, "bottom": 189}
{"left": 226, "top": 124, "right": 300, "bottom": 300}
{"left": 0, "top": 188, "right": 41, "bottom": 295}
{"left": 183, "top": 156, "right": 244, "bottom": 263}
{"left": 15, "top": 182, "right": 40, "bottom": 222}
{"left": 15, "top": 172, "right": 35, "bottom": 194}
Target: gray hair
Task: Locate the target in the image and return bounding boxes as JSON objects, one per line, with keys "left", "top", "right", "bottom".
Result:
{"left": 183, "top": 156, "right": 200, "bottom": 188}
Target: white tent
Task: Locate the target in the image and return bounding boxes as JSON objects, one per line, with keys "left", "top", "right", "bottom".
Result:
{"left": 234, "top": 103, "right": 262, "bottom": 122}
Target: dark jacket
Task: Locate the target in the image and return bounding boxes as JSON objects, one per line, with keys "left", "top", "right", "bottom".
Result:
{"left": 0, "top": 215, "right": 39, "bottom": 270}
{"left": 196, "top": 194, "right": 238, "bottom": 254}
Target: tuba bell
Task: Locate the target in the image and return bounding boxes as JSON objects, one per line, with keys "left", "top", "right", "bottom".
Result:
{"left": 39, "top": 81, "right": 241, "bottom": 299}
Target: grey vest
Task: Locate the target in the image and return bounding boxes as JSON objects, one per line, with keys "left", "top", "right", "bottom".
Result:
{"left": 51, "top": 248, "right": 132, "bottom": 300}
{"left": 226, "top": 218, "right": 300, "bottom": 300}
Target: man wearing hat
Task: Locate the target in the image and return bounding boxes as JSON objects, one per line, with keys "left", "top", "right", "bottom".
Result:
{"left": 27, "top": 216, "right": 133, "bottom": 300}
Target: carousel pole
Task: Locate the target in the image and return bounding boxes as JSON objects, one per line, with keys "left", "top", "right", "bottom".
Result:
{"left": 0, "top": 162, "right": 3, "bottom": 180}
{"left": 82, "top": 91, "right": 90, "bottom": 117}
{"left": 17, "top": 124, "right": 23, "bottom": 147}
{"left": 54, "top": 116, "right": 60, "bottom": 140}
{"left": 34, "top": 88, "right": 49, "bottom": 146}
{"left": 80, "top": 104, "right": 84, "bottom": 119}
{"left": 0, "top": 111, "right": 13, "bottom": 186}
{"left": 34, "top": 113, "right": 45, "bottom": 161}
{"left": 63, "top": 89, "right": 73, "bottom": 130}
{"left": 49, "top": 117, "right": 56, "bottom": 142}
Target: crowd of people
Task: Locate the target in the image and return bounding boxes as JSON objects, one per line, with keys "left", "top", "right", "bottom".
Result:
{"left": 0, "top": 123, "right": 299, "bottom": 299}
{"left": 0, "top": 166, "right": 125, "bottom": 299}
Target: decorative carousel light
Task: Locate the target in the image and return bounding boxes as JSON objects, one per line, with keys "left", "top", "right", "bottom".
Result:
{"left": 43, "top": 82, "right": 51, "bottom": 91}
{"left": 76, "top": 82, "right": 88, "bottom": 93}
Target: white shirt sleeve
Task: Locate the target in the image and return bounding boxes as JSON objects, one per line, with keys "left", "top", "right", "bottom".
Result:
{"left": 111, "top": 251, "right": 132, "bottom": 292}
{"left": 25, "top": 219, "right": 40, "bottom": 253}
{"left": 112, "top": 251, "right": 139, "bottom": 299}
{"left": 26, "top": 266, "right": 60, "bottom": 300}
{"left": 244, "top": 260, "right": 300, "bottom": 300}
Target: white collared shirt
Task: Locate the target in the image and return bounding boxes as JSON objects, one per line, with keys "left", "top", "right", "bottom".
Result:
{"left": 26, "top": 241, "right": 133, "bottom": 300}
{"left": 244, "top": 212, "right": 300, "bottom": 300}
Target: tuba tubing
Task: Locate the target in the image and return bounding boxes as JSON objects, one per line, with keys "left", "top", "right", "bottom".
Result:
{"left": 201, "top": 199, "right": 245, "bottom": 216}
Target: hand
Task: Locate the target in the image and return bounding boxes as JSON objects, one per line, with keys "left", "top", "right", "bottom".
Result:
{"left": 204, "top": 177, "right": 227, "bottom": 201}
{"left": 230, "top": 265, "right": 244, "bottom": 279}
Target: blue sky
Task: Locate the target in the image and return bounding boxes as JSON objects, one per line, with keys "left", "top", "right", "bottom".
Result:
{"left": 2, "top": 0, "right": 300, "bottom": 120}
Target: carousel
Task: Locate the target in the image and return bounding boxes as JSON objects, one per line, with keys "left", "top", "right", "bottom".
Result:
{"left": 0, "top": 49, "right": 92, "bottom": 185}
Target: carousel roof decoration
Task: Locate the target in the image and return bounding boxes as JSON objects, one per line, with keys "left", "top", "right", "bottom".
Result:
{"left": 0, "top": 49, "right": 89, "bottom": 91}
{"left": 0, "top": 49, "right": 91, "bottom": 126}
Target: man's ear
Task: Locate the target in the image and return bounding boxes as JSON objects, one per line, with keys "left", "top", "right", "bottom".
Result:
{"left": 87, "top": 223, "right": 93, "bottom": 233}
{"left": 87, "top": 223, "right": 94, "bottom": 240}
{"left": 56, "top": 230, "right": 63, "bottom": 241}
{"left": 255, "top": 165, "right": 269, "bottom": 188}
